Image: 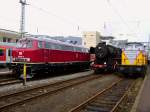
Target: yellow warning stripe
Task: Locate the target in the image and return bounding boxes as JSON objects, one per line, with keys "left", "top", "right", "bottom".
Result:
{"left": 122, "top": 50, "right": 147, "bottom": 66}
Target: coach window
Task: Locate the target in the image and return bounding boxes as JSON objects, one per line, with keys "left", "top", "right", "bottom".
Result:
{"left": 69, "top": 46, "right": 74, "bottom": 51}
{"left": 76, "top": 47, "right": 82, "bottom": 52}
{"left": 61, "top": 45, "right": 65, "bottom": 50}
{"left": 3, "top": 37, "right": 6, "bottom": 42}
{"left": 74, "top": 47, "right": 77, "bottom": 52}
{"left": 64, "top": 46, "right": 69, "bottom": 51}
{"left": 50, "top": 43, "right": 56, "bottom": 50}
{"left": 53, "top": 44, "right": 58, "bottom": 50}
{"left": 57, "top": 45, "right": 62, "bottom": 50}
{"left": 0, "top": 49, "right": 4, "bottom": 56}
{"left": 82, "top": 48, "right": 86, "bottom": 52}
{"left": 38, "top": 41, "right": 43, "bottom": 48}
{"left": 126, "top": 44, "right": 133, "bottom": 49}
{"left": 45, "top": 42, "right": 49, "bottom": 49}
{"left": 66, "top": 46, "right": 70, "bottom": 51}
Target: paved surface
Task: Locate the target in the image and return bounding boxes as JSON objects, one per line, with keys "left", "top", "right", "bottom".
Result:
{"left": 136, "top": 70, "right": 150, "bottom": 112}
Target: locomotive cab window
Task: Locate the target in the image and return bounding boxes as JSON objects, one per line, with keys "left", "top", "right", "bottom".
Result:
{"left": 45, "top": 42, "right": 50, "bottom": 49}
{"left": 38, "top": 41, "right": 43, "bottom": 48}
{"left": 135, "top": 44, "right": 143, "bottom": 50}
{"left": 0, "top": 49, "right": 4, "bottom": 56}
{"left": 126, "top": 45, "right": 133, "bottom": 50}
{"left": 76, "top": 47, "right": 82, "bottom": 52}
{"left": 17, "top": 39, "right": 33, "bottom": 48}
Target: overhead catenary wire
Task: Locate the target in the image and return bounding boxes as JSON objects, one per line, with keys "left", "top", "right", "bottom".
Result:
{"left": 29, "top": 3, "right": 82, "bottom": 32}
{"left": 106, "top": 0, "right": 138, "bottom": 37}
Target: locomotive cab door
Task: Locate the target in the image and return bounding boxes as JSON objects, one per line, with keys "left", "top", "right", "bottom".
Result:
{"left": 0, "top": 48, "right": 5, "bottom": 63}
{"left": 6, "top": 48, "right": 12, "bottom": 63}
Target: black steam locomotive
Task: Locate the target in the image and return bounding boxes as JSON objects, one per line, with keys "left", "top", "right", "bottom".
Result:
{"left": 90, "top": 42, "right": 121, "bottom": 73}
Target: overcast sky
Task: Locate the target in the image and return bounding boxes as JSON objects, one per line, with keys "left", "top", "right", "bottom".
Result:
{"left": 0, "top": 0, "right": 150, "bottom": 41}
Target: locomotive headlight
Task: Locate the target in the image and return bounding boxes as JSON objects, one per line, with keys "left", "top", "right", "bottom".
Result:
{"left": 26, "top": 58, "right": 30, "bottom": 62}
{"left": 98, "top": 47, "right": 101, "bottom": 49}
{"left": 136, "top": 67, "right": 141, "bottom": 71}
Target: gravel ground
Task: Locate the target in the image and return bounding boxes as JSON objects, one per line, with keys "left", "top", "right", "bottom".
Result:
{"left": 0, "top": 70, "right": 93, "bottom": 96}
{"left": 115, "top": 78, "right": 143, "bottom": 112}
{"left": 2, "top": 74, "right": 121, "bottom": 112}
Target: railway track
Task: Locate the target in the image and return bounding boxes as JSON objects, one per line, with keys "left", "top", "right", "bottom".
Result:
{"left": 0, "top": 78, "right": 21, "bottom": 87}
{"left": 0, "top": 74, "right": 104, "bottom": 111}
{"left": 69, "top": 79, "right": 135, "bottom": 112}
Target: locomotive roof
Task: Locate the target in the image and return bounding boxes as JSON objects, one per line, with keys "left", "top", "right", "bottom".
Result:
{"left": 21, "top": 36, "right": 87, "bottom": 49}
{"left": 126, "top": 42, "right": 143, "bottom": 46}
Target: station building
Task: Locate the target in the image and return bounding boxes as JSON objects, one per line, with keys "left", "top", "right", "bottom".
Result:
{"left": 101, "top": 36, "right": 128, "bottom": 48}
{"left": 0, "top": 29, "right": 20, "bottom": 43}
{"left": 82, "top": 31, "right": 102, "bottom": 48}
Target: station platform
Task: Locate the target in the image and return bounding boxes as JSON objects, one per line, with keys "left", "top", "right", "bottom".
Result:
{"left": 132, "top": 68, "right": 150, "bottom": 112}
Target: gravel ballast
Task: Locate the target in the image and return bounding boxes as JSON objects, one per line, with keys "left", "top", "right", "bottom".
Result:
{"left": 2, "top": 74, "right": 121, "bottom": 112}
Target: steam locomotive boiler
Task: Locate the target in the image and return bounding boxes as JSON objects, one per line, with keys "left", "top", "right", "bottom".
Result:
{"left": 90, "top": 42, "right": 121, "bottom": 73}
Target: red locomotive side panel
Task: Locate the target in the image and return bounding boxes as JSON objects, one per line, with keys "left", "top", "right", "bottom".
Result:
{"left": 13, "top": 49, "right": 45, "bottom": 63}
{"left": 12, "top": 37, "right": 90, "bottom": 78}
{"left": 13, "top": 37, "right": 90, "bottom": 64}
{"left": 13, "top": 49, "right": 88, "bottom": 63}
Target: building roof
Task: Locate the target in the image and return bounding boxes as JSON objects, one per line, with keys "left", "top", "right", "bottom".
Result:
{"left": 101, "top": 36, "right": 115, "bottom": 40}
{"left": 0, "top": 28, "right": 20, "bottom": 38}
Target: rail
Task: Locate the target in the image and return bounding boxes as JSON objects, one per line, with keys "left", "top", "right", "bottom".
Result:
{"left": 0, "top": 74, "right": 103, "bottom": 111}
{"left": 69, "top": 79, "right": 135, "bottom": 112}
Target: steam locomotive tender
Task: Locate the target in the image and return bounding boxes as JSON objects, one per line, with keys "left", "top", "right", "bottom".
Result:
{"left": 90, "top": 42, "right": 121, "bottom": 73}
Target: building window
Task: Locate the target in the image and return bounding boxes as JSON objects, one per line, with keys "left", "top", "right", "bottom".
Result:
{"left": 3, "top": 37, "right": 6, "bottom": 42}
{"left": 7, "top": 38, "right": 11, "bottom": 42}
{"left": 16, "top": 39, "right": 18, "bottom": 42}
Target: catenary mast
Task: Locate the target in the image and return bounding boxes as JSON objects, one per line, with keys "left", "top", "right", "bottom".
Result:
{"left": 19, "top": 0, "right": 27, "bottom": 38}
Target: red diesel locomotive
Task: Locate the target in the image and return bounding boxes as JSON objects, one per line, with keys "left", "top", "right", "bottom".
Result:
{"left": 11, "top": 36, "right": 90, "bottom": 78}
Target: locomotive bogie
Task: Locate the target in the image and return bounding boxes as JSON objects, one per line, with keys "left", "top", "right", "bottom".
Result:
{"left": 118, "top": 65, "right": 147, "bottom": 76}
